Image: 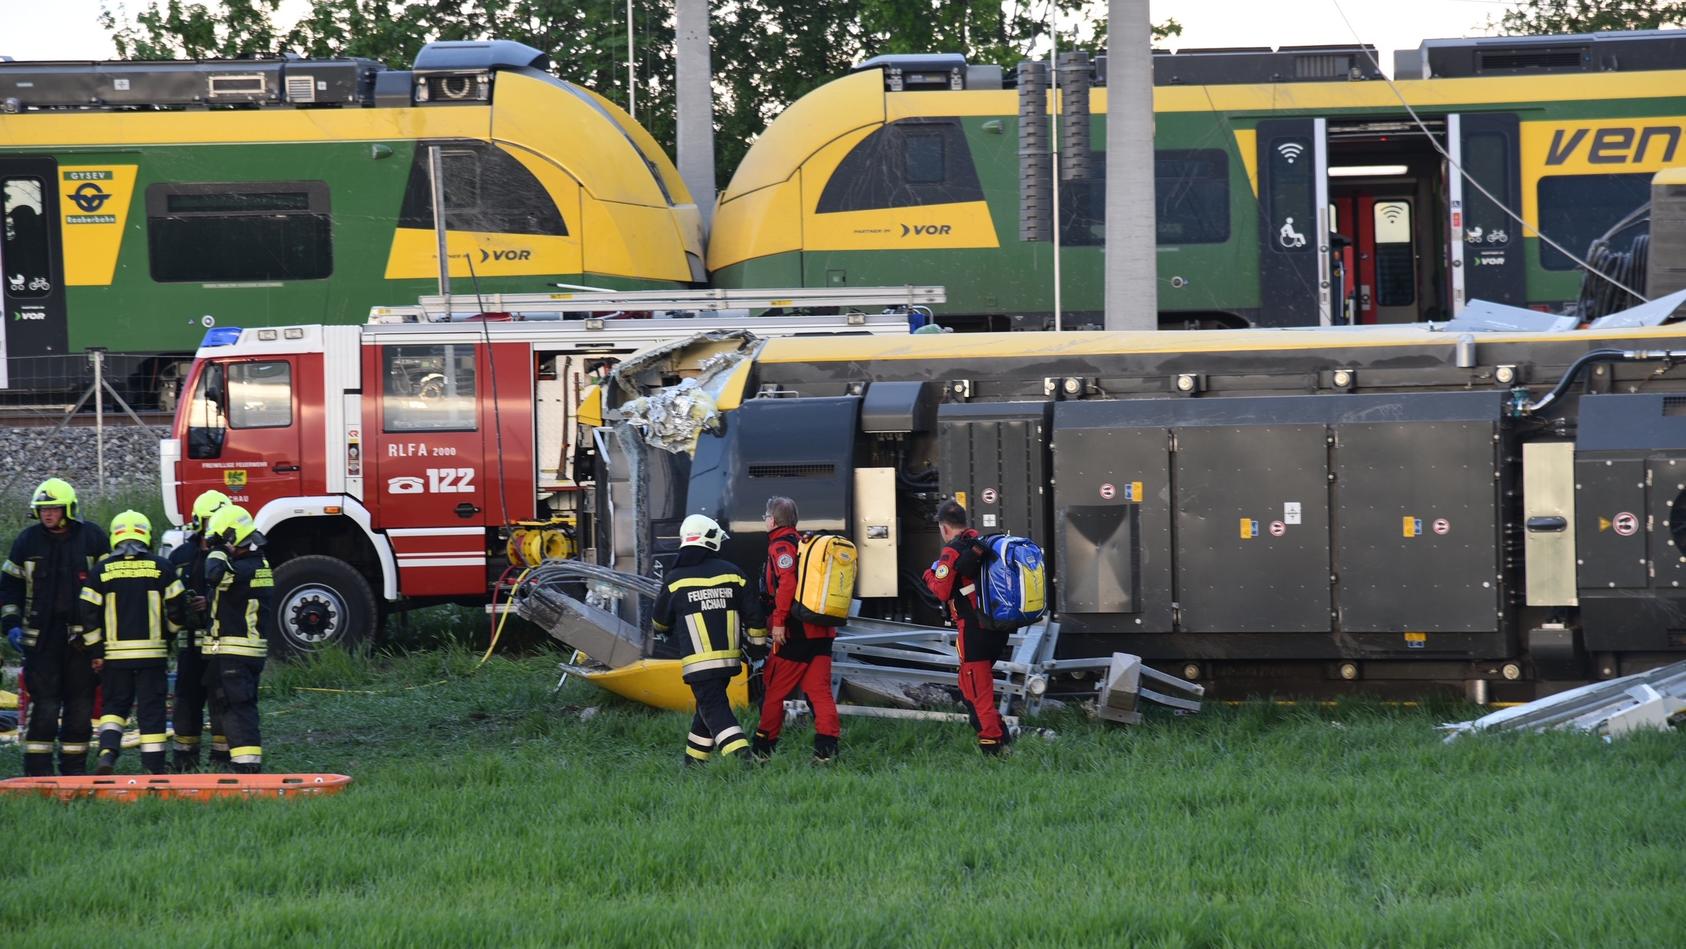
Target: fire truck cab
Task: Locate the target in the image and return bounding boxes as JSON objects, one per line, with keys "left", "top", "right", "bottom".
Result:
{"left": 157, "top": 296, "right": 922, "bottom": 655}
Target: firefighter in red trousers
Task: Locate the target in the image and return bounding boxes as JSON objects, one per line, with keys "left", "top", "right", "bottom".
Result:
{"left": 923, "top": 500, "right": 1011, "bottom": 756}
{"left": 751, "top": 496, "right": 840, "bottom": 763}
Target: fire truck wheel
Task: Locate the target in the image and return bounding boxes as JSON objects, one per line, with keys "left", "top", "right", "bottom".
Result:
{"left": 270, "top": 555, "right": 378, "bottom": 659}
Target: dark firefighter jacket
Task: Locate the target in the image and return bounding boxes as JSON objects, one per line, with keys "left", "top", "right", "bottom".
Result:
{"left": 652, "top": 550, "right": 767, "bottom": 683}
{"left": 203, "top": 548, "right": 275, "bottom": 661}
{"left": 80, "top": 545, "right": 189, "bottom": 665}
{"left": 0, "top": 519, "right": 110, "bottom": 650}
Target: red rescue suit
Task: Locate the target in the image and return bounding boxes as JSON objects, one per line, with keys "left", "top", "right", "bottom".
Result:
{"left": 923, "top": 528, "right": 1009, "bottom": 754}
{"left": 753, "top": 525, "right": 840, "bottom": 759}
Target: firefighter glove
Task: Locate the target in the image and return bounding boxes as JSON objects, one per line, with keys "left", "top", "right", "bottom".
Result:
{"left": 5, "top": 625, "right": 22, "bottom": 654}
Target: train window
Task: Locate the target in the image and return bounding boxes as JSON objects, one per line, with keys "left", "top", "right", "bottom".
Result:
{"left": 1537, "top": 173, "right": 1652, "bottom": 271}
{"left": 2, "top": 177, "right": 52, "bottom": 298}
{"left": 1372, "top": 201, "right": 1414, "bottom": 307}
{"left": 382, "top": 345, "right": 478, "bottom": 433}
{"left": 147, "top": 182, "right": 332, "bottom": 283}
{"left": 226, "top": 361, "right": 293, "bottom": 429}
{"left": 1054, "top": 150, "right": 1231, "bottom": 246}
{"left": 1156, "top": 150, "right": 1230, "bottom": 245}
{"left": 815, "top": 119, "right": 983, "bottom": 213}
{"left": 398, "top": 143, "right": 567, "bottom": 237}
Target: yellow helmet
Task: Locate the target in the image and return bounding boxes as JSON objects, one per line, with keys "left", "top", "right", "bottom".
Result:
{"left": 190, "top": 489, "right": 232, "bottom": 533}
{"left": 110, "top": 510, "right": 152, "bottom": 548}
{"left": 29, "top": 477, "right": 77, "bottom": 520}
{"left": 206, "top": 504, "right": 261, "bottom": 548}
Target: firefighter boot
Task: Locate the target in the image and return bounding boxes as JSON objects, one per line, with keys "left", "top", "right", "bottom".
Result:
{"left": 59, "top": 746, "right": 89, "bottom": 775}
{"left": 813, "top": 733, "right": 838, "bottom": 764}
{"left": 751, "top": 731, "right": 777, "bottom": 761}
{"left": 231, "top": 762, "right": 262, "bottom": 775}
{"left": 172, "top": 749, "right": 200, "bottom": 773}
{"left": 95, "top": 750, "right": 117, "bottom": 775}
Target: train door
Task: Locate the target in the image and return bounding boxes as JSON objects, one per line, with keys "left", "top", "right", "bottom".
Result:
{"left": 1447, "top": 113, "right": 1524, "bottom": 315}
{"left": 1255, "top": 119, "right": 1331, "bottom": 326}
{"left": 0, "top": 157, "right": 69, "bottom": 389}
{"left": 1332, "top": 193, "right": 1420, "bottom": 325}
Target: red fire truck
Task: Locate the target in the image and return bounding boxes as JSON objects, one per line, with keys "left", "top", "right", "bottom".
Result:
{"left": 158, "top": 288, "right": 930, "bottom": 655}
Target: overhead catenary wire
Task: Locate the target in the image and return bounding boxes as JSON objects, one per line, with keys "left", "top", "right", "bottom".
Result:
{"left": 1325, "top": 0, "right": 1650, "bottom": 305}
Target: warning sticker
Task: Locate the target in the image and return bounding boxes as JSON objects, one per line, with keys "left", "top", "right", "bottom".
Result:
{"left": 1124, "top": 481, "right": 1144, "bottom": 502}
{"left": 1269, "top": 520, "right": 1286, "bottom": 537}
{"left": 1404, "top": 632, "right": 1427, "bottom": 649}
{"left": 981, "top": 488, "right": 998, "bottom": 505}
{"left": 981, "top": 514, "right": 998, "bottom": 528}
{"left": 1240, "top": 518, "right": 1259, "bottom": 540}
{"left": 1100, "top": 482, "right": 1116, "bottom": 500}
{"left": 1432, "top": 518, "right": 1450, "bottom": 536}
{"left": 1402, "top": 516, "right": 1423, "bottom": 538}
{"left": 1613, "top": 511, "right": 1640, "bottom": 536}
{"left": 1284, "top": 502, "right": 1302, "bottom": 525}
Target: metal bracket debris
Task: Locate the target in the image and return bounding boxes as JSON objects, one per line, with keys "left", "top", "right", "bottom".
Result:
{"left": 1440, "top": 658, "right": 1686, "bottom": 741}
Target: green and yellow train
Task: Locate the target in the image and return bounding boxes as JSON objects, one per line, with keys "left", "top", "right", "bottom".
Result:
{"left": 710, "top": 31, "right": 1686, "bottom": 329}
{"left": 0, "top": 40, "right": 702, "bottom": 402}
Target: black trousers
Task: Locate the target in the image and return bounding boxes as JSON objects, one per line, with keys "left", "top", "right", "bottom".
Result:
{"left": 205, "top": 657, "right": 264, "bottom": 772}
{"left": 685, "top": 674, "right": 748, "bottom": 761}
{"left": 21, "top": 622, "right": 96, "bottom": 777}
{"left": 99, "top": 663, "right": 169, "bottom": 774}
{"left": 173, "top": 642, "right": 208, "bottom": 755}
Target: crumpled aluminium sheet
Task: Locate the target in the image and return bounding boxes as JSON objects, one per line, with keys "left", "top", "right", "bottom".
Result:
{"left": 607, "top": 331, "right": 760, "bottom": 454}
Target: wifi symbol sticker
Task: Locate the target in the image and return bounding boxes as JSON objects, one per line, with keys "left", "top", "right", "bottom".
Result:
{"left": 1378, "top": 203, "right": 1405, "bottom": 223}
{"left": 1276, "top": 141, "right": 1305, "bottom": 164}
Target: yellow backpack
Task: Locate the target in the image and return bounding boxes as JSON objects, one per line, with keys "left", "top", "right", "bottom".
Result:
{"left": 792, "top": 534, "right": 857, "bottom": 626}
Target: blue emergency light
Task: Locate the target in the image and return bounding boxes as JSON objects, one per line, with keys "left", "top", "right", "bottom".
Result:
{"left": 201, "top": 327, "right": 243, "bottom": 347}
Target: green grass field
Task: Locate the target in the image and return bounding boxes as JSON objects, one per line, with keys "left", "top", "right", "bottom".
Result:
{"left": 3, "top": 644, "right": 1681, "bottom": 947}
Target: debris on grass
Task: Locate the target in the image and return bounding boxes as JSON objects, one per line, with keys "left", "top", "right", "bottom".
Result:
{"left": 1441, "top": 658, "right": 1686, "bottom": 742}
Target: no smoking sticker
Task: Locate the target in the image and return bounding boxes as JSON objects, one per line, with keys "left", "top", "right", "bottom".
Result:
{"left": 1268, "top": 521, "right": 1286, "bottom": 537}
{"left": 981, "top": 488, "right": 998, "bottom": 504}
{"left": 1613, "top": 512, "right": 1639, "bottom": 536}
{"left": 1432, "top": 518, "right": 1450, "bottom": 536}
{"left": 1100, "top": 482, "right": 1116, "bottom": 500}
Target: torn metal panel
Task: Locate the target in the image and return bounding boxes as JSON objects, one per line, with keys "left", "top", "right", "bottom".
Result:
{"left": 1440, "top": 658, "right": 1686, "bottom": 741}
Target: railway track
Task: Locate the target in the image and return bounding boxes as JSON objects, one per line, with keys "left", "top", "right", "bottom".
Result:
{"left": 0, "top": 408, "right": 173, "bottom": 430}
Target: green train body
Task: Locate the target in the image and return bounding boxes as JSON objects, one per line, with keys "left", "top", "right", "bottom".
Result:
{"left": 708, "top": 31, "right": 1686, "bottom": 329}
{"left": 0, "top": 40, "right": 703, "bottom": 402}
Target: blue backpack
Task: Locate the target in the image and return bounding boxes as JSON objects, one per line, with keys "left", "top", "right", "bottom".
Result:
{"left": 975, "top": 535, "right": 1049, "bottom": 630}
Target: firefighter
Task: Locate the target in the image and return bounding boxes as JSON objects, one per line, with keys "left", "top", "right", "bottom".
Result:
{"left": 1, "top": 478, "right": 109, "bottom": 776}
{"left": 167, "top": 489, "right": 229, "bottom": 771}
{"left": 922, "top": 500, "right": 1010, "bottom": 756}
{"left": 200, "top": 504, "right": 273, "bottom": 774}
{"left": 751, "top": 496, "right": 840, "bottom": 762}
{"left": 651, "top": 514, "right": 767, "bottom": 766}
{"left": 82, "top": 511, "right": 187, "bottom": 775}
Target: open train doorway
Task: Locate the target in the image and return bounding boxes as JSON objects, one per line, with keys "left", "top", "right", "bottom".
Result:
{"left": 1326, "top": 119, "right": 1448, "bottom": 324}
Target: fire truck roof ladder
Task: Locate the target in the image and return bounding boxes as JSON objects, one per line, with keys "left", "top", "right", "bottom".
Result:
{"left": 368, "top": 285, "right": 947, "bottom": 324}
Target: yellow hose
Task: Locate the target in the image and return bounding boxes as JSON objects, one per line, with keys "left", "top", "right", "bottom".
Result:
{"left": 479, "top": 566, "right": 535, "bottom": 667}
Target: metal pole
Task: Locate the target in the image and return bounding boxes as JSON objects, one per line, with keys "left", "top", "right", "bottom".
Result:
{"left": 428, "top": 145, "right": 451, "bottom": 309}
{"left": 674, "top": 0, "right": 718, "bottom": 233}
{"left": 1104, "top": 0, "right": 1158, "bottom": 331}
{"left": 1050, "top": 24, "right": 1063, "bottom": 332}
{"left": 91, "top": 348, "right": 105, "bottom": 500}
{"left": 627, "top": 0, "right": 636, "bottom": 117}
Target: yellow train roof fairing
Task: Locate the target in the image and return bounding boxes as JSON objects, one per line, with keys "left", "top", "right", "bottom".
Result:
{"left": 573, "top": 84, "right": 696, "bottom": 207}
{"left": 754, "top": 323, "right": 1686, "bottom": 366}
{"left": 718, "top": 68, "right": 887, "bottom": 203}
{"left": 492, "top": 71, "right": 667, "bottom": 208}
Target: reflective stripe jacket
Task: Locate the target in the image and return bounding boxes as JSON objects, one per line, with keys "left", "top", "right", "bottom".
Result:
{"left": 0, "top": 520, "right": 109, "bottom": 649}
{"left": 167, "top": 535, "right": 210, "bottom": 646}
{"left": 80, "top": 547, "right": 188, "bottom": 664}
{"left": 203, "top": 548, "right": 274, "bottom": 660}
{"left": 652, "top": 553, "right": 767, "bottom": 683}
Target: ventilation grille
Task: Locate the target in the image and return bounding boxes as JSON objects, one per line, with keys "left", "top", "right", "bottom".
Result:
{"left": 286, "top": 75, "right": 316, "bottom": 102}
{"left": 1478, "top": 48, "right": 1584, "bottom": 72}
{"left": 1294, "top": 54, "right": 1350, "bottom": 79}
{"left": 1662, "top": 396, "right": 1686, "bottom": 417}
{"left": 748, "top": 463, "right": 836, "bottom": 479}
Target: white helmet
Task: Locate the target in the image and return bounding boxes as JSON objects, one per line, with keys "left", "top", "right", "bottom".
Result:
{"left": 679, "top": 513, "right": 727, "bottom": 551}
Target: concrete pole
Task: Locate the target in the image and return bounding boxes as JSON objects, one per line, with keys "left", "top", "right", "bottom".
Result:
{"left": 1104, "top": 0, "right": 1157, "bottom": 330}
{"left": 674, "top": 0, "right": 718, "bottom": 231}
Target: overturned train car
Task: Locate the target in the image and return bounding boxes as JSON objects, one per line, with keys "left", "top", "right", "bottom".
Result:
{"left": 596, "top": 323, "right": 1686, "bottom": 699}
